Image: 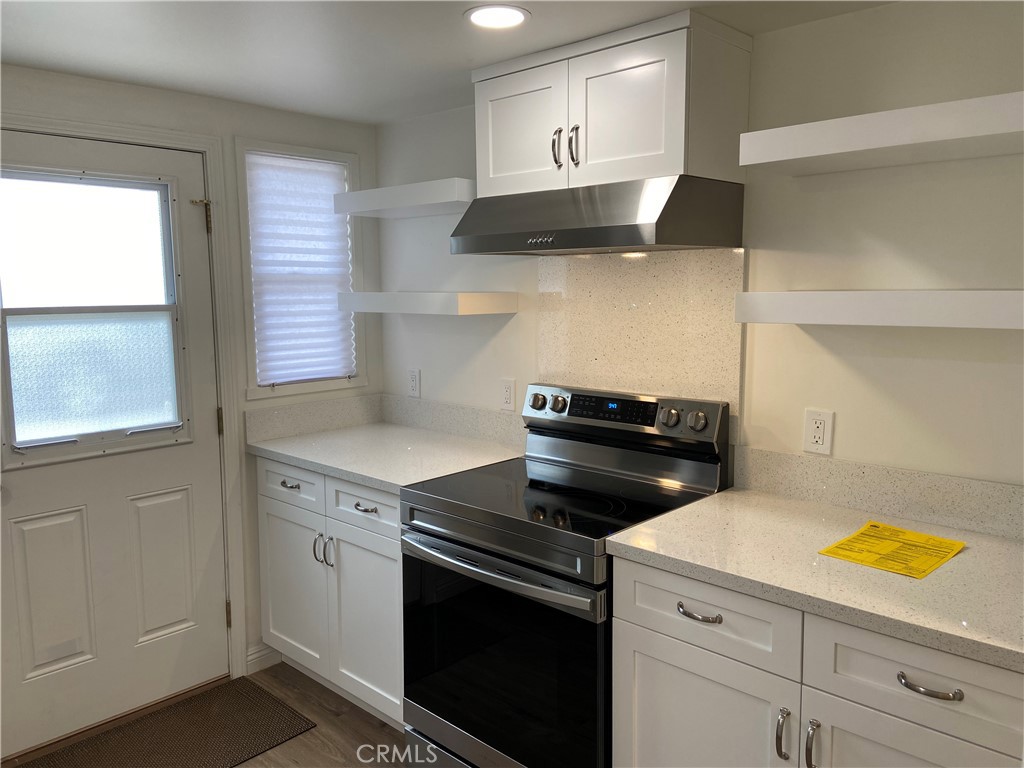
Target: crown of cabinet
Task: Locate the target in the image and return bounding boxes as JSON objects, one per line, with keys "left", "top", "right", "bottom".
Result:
{"left": 739, "top": 92, "right": 1024, "bottom": 176}
{"left": 333, "top": 178, "right": 475, "bottom": 218}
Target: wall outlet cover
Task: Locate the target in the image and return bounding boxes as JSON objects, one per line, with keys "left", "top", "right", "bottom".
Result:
{"left": 408, "top": 368, "right": 421, "bottom": 398}
{"left": 500, "top": 378, "right": 516, "bottom": 411}
{"left": 803, "top": 408, "right": 834, "bottom": 455}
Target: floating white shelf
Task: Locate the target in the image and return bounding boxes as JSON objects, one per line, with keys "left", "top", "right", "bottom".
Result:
{"left": 739, "top": 92, "right": 1024, "bottom": 176}
{"left": 333, "top": 177, "right": 475, "bottom": 218}
{"left": 735, "top": 290, "right": 1024, "bottom": 330}
{"left": 338, "top": 292, "right": 518, "bottom": 316}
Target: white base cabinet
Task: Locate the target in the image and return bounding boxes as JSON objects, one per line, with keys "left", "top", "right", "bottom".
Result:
{"left": 613, "top": 560, "right": 1024, "bottom": 768}
{"left": 613, "top": 618, "right": 801, "bottom": 768}
{"left": 256, "top": 458, "right": 402, "bottom": 722}
{"left": 259, "top": 496, "right": 330, "bottom": 678}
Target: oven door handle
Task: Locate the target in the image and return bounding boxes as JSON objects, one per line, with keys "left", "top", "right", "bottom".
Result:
{"left": 402, "top": 535, "right": 599, "bottom": 619}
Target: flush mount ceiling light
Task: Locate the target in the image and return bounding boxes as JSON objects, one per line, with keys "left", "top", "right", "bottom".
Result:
{"left": 466, "top": 5, "right": 530, "bottom": 29}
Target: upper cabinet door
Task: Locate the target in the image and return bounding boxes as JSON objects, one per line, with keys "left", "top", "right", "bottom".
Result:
{"left": 567, "top": 30, "right": 689, "bottom": 188}
{"left": 475, "top": 61, "right": 568, "bottom": 197}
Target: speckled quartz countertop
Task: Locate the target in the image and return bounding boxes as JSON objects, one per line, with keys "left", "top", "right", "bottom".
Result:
{"left": 607, "top": 488, "right": 1024, "bottom": 673}
{"left": 248, "top": 423, "right": 522, "bottom": 494}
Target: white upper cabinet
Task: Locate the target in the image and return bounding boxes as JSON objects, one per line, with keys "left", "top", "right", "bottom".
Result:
{"left": 567, "top": 31, "right": 688, "bottom": 188}
{"left": 473, "top": 12, "right": 751, "bottom": 198}
{"left": 475, "top": 61, "right": 568, "bottom": 196}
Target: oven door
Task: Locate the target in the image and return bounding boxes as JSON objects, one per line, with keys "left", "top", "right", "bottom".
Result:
{"left": 402, "top": 529, "right": 609, "bottom": 768}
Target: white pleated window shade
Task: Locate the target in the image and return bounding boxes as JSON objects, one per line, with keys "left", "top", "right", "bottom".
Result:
{"left": 246, "top": 152, "right": 355, "bottom": 387}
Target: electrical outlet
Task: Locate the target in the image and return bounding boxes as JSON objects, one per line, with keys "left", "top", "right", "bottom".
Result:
{"left": 407, "top": 368, "right": 421, "bottom": 399}
{"left": 500, "top": 378, "right": 516, "bottom": 411}
{"left": 803, "top": 408, "right": 834, "bottom": 455}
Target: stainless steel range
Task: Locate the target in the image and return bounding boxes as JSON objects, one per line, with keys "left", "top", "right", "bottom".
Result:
{"left": 400, "top": 384, "right": 730, "bottom": 768}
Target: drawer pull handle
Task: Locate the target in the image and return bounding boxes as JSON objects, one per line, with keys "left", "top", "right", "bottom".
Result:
{"left": 280, "top": 479, "right": 301, "bottom": 490}
{"left": 775, "top": 707, "right": 791, "bottom": 760}
{"left": 677, "top": 601, "right": 723, "bottom": 624}
{"left": 805, "top": 719, "right": 820, "bottom": 768}
{"left": 323, "top": 536, "right": 335, "bottom": 568}
{"left": 897, "top": 670, "right": 964, "bottom": 701}
{"left": 312, "top": 532, "right": 325, "bottom": 563}
{"left": 354, "top": 501, "right": 379, "bottom": 515}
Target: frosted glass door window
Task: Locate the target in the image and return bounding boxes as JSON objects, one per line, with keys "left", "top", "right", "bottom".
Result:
{"left": 6, "top": 313, "right": 178, "bottom": 442}
{"left": 0, "top": 174, "right": 184, "bottom": 451}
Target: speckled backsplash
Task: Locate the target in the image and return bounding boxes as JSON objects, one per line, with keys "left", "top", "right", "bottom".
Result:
{"left": 536, "top": 249, "right": 744, "bottom": 408}
{"left": 382, "top": 394, "right": 527, "bottom": 449}
{"left": 245, "top": 394, "right": 382, "bottom": 443}
{"left": 734, "top": 446, "right": 1023, "bottom": 540}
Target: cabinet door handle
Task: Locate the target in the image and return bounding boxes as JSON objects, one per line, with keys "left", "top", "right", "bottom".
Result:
{"left": 551, "top": 127, "right": 564, "bottom": 169}
{"left": 568, "top": 124, "right": 580, "bottom": 167}
{"left": 312, "top": 532, "right": 325, "bottom": 563}
{"left": 323, "top": 536, "right": 335, "bottom": 567}
{"left": 775, "top": 707, "right": 791, "bottom": 760}
{"left": 677, "top": 600, "right": 723, "bottom": 624}
{"left": 805, "top": 719, "right": 820, "bottom": 768}
{"left": 280, "top": 479, "right": 301, "bottom": 490}
{"left": 354, "top": 501, "right": 379, "bottom": 515}
{"left": 897, "top": 670, "right": 965, "bottom": 701}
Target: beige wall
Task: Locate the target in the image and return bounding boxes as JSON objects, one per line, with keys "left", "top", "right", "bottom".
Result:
{"left": 741, "top": 2, "right": 1024, "bottom": 484}
{"left": 1, "top": 64, "right": 383, "bottom": 659}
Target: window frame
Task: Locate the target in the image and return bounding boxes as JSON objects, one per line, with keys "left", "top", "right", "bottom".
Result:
{"left": 0, "top": 168, "right": 195, "bottom": 469}
{"left": 235, "top": 138, "right": 367, "bottom": 400}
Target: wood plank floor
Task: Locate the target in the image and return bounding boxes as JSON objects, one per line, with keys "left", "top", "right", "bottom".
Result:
{"left": 242, "top": 663, "right": 406, "bottom": 768}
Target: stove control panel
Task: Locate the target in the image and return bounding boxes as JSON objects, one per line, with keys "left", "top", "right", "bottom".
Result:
{"left": 522, "top": 383, "right": 727, "bottom": 444}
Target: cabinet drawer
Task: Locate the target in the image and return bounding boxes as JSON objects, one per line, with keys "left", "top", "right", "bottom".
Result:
{"left": 614, "top": 559, "right": 802, "bottom": 680}
{"left": 804, "top": 614, "right": 1023, "bottom": 758}
{"left": 325, "top": 477, "right": 399, "bottom": 538}
{"left": 256, "top": 457, "right": 325, "bottom": 514}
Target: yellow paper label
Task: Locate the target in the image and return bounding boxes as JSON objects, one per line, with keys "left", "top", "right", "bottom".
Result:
{"left": 819, "top": 521, "right": 965, "bottom": 579}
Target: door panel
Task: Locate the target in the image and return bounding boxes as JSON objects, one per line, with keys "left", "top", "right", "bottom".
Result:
{"left": 257, "top": 496, "right": 328, "bottom": 678}
{"left": 613, "top": 618, "right": 801, "bottom": 768}
{"left": 327, "top": 517, "right": 402, "bottom": 721}
{"left": 475, "top": 61, "right": 568, "bottom": 197}
{"left": 1, "top": 130, "right": 227, "bottom": 757}
{"left": 568, "top": 30, "right": 688, "bottom": 187}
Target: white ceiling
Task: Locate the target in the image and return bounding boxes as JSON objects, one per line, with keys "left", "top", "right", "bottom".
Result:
{"left": 0, "top": 1, "right": 885, "bottom": 125}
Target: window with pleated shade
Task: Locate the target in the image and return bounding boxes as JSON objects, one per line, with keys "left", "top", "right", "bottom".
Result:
{"left": 242, "top": 148, "right": 360, "bottom": 391}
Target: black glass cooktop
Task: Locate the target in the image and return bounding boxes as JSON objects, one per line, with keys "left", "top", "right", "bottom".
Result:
{"left": 403, "top": 457, "right": 705, "bottom": 542}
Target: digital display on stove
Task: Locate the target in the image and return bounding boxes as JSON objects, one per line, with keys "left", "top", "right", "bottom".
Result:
{"left": 568, "top": 395, "right": 658, "bottom": 426}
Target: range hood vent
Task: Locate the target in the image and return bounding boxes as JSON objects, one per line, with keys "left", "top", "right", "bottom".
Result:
{"left": 450, "top": 175, "right": 743, "bottom": 256}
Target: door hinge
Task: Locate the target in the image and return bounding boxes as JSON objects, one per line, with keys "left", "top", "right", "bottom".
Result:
{"left": 217, "top": 407, "right": 224, "bottom": 436}
{"left": 225, "top": 599, "right": 232, "bottom": 629}
{"left": 190, "top": 198, "right": 213, "bottom": 233}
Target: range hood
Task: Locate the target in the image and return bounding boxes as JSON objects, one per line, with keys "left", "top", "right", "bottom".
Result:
{"left": 450, "top": 175, "right": 743, "bottom": 256}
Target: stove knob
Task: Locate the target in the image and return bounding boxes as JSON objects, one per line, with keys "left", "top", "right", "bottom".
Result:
{"left": 687, "top": 410, "right": 709, "bottom": 432}
{"left": 660, "top": 407, "right": 681, "bottom": 428}
{"left": 529, "top": 393, "right": 548, "bottom": 411}
{"left": 549, "top": 394, "right": 568, "bottom": 414}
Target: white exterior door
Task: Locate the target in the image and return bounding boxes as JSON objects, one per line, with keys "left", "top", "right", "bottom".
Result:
{"left": 613, "top": 618, "right": 801, "bottom": 768}
{"left": 326, "top": 517, "right": 402, "bottom": 722}
{"left": 0, "top": 130, "right": 228, "bottom": 757}
{"left": 475, "top": 61, "right": 568, "bottom": 197}
{"left": 801, "top": 688, "right": 1020, "bottom": 768}
{"left": 568, "top": 30, "right": 689, "bottom": 188}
